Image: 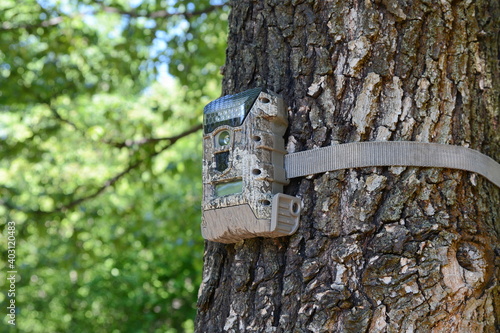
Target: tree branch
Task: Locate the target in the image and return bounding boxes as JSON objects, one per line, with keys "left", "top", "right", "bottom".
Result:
{"left": 49, "top": 106, "right": 202, "bottom": 149}
{"left": 50, "top": 108, "right": 80, "bottom": 131}
{"left": 2, "top": 123, "right": 202, "bottom": 215}
{"left": 108, "top": 123, "right": 202, "bottom": 148}
{"left": 55, "top": 123, "right": 201, "bottom": 212}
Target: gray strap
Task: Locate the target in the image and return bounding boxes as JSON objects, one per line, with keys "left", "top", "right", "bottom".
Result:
{"left": 284, "top": 141, "right": 500, "bottom": 188}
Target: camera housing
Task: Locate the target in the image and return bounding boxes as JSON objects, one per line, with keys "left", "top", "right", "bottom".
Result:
{"left": 202, "top": 88, "right": 301, "bottom": 243}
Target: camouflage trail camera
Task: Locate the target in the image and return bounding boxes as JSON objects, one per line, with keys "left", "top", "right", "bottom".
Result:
{"left": 202, "top": 88, "right": 301, "bottom": 244}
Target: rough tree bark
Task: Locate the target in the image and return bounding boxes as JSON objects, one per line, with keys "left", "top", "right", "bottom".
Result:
{"left": 196, "top": 0, "right": 500, "bottom": 332}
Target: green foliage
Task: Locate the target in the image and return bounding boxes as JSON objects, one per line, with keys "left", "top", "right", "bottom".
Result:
{"left": 0, "top": 0, "right": 228, "bottom": 331}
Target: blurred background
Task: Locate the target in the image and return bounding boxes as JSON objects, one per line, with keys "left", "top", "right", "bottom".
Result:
{"left": 0, "top": 0, "right": 228, "bottom": 331}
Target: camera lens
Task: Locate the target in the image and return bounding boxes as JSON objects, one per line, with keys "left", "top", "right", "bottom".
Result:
{"left": 218, "top": 131, "right": 230, "bottom": 146}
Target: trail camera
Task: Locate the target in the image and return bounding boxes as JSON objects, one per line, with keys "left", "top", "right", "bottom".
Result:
{"left": 201, "top": 88, "right": 500, "bottom": 243}
{"left": 202, "top": 88, "right": 301, "bottom": 243}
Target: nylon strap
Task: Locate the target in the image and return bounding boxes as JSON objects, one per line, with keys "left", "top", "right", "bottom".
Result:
{"left": 284, "top": 141, "right": 500, "bottom": 188}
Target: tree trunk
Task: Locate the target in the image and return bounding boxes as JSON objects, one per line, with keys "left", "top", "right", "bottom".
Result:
{"left": 196, "top": 0, "right": 500, "bottom": 332}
